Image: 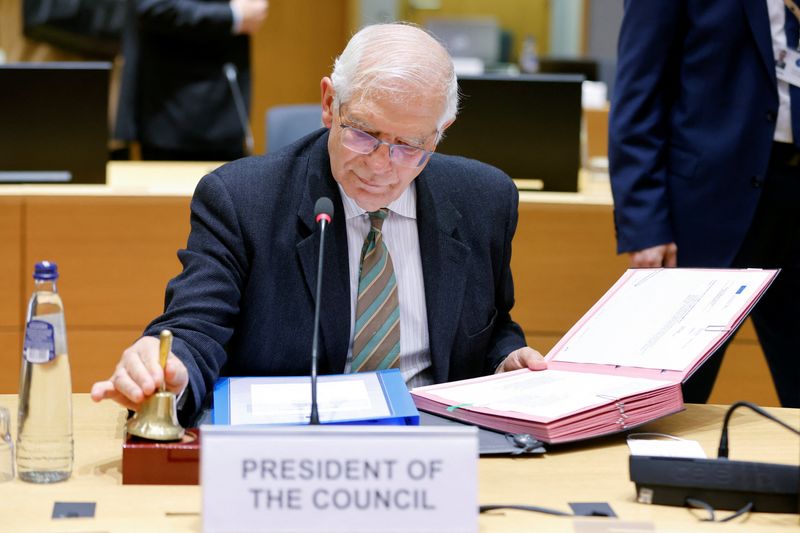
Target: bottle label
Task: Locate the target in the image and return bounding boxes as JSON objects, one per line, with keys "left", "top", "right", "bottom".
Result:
{"left": 34, "top": 312, "right": 68, "bottom": 356}
{"left": 23, "top": 320, "right": 56, "bottom": 363}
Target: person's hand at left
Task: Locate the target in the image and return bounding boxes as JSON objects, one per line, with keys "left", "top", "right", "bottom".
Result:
{"left": 231, "top": 0, "right": 268, "bottom": 35}
{"left": 495, "top": 346, "right": 547, "bottom": 373}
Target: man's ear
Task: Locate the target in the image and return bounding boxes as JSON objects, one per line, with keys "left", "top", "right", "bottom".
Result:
{"left": 320, "top": 77, "right": 335, "bottom": 129}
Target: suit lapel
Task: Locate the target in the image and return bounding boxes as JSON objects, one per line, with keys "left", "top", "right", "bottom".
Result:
{"left": 416, "top": 172, "right": 469, "bottom": 383}
{"left": 740, "top": 0, "right": 777, "bottom": 84}
{"left": 296, "top": 134, "right": 351, "bottom": 373}
{"left": 295, "top": 139, "right": 472, "bottom": 380}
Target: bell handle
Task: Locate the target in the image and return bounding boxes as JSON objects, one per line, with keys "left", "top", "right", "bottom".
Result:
{"left": 159, "top": 329, "right": 173, "bottom": 393}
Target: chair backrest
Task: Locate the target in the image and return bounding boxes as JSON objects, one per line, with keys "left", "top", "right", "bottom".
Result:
{"left": 265, "top": 104, "right": 323, "bottom": 153}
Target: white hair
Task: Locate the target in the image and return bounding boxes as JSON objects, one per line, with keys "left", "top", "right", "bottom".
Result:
{"left": 330, "top": 23, "right": 459, "bottom": 133}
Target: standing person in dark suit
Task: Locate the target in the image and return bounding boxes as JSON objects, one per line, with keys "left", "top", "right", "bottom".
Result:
{"left": 92, "top": 23, "right": 546, "bottom": 422}
{"left": 609, "top": 0, "right": 800, "bottom": 406}
{"left": 115, "top": 0, "right": 268, "bottom": 161}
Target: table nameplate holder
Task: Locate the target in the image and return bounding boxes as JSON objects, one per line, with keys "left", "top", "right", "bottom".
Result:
{"left": 202, "top": 425, "right": 479, "bottom": 533}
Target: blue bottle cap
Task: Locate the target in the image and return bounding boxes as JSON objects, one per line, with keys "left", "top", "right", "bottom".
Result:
{"left": 33, "top": 261, "right": 59, "bottom": 281}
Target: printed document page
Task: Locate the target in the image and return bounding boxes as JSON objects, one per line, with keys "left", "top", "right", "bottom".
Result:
{"left": 228, "top": 373, "right": 391, "bottom": 425}
{"left": 422, "top": 370, "right": 667, "bottom": 422}
{"left": 552, "top": 269, "right": 774, "bottom": 370}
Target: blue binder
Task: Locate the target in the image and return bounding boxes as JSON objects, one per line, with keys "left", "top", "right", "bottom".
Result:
{"left": 212, "top": 369, "right": 419, "bottom": 426}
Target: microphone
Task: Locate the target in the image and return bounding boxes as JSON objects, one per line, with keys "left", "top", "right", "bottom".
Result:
{"left": 309, "top": 197, "right": 334, "bottom": 425}
{"left": 223, "top": 62, "right": 255, "bottom": 156}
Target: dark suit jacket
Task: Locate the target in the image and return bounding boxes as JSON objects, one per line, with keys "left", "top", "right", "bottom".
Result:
{"left": 143, "top": 129, "right": 528, "bottom": 418}
{"left": 609, "top": 0, "right": 779, "bottom": 267}
{"left": 115, "top": 0, "right": 249, "bottom": 155}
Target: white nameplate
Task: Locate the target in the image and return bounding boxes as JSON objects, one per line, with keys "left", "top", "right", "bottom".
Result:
{"left": 201, "top": 425, "right": 478, "bottom": 533}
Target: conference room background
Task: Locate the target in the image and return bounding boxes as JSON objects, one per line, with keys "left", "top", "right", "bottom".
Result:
{"left": 0, "top": 0, "right": 781, "bottom": 407}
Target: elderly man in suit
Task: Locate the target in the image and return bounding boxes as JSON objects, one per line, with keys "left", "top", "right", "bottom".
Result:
{"left": 609, "top": 0, "right": 800, "bottom": 406}
{"left": 93, "top": 23, "right": 546, "bottom": 422}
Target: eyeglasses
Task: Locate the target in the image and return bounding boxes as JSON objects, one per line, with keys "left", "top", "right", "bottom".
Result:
{"left": 338, "top": 123, "right": 434, "bottom": 169}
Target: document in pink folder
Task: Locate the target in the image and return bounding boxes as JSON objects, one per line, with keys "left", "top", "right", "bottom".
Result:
{"left": 411, "top": 268, "right": 778, "bottom": 444}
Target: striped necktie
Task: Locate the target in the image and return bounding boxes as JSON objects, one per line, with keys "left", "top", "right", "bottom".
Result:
{"left": 352, "top": 209, "right": 401, "bottom": 372}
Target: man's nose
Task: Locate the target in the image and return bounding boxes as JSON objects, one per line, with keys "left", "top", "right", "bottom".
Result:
{"left": 365, "top": 143, "right": 392, "bottom": 173}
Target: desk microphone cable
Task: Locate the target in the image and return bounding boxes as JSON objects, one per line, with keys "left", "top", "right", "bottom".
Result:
{"left": 685, "top": 401, "right": 800, "bottom": 522}
{"left": 479, "top": 504, "right": 573, "bottom": 517}
{"left": 717, "top": 401, "right": 800, "bottom": 459}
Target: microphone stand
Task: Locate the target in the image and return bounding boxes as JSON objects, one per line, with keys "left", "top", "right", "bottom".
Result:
{"left": 223, "top": 63, "right": 255, "bottom": 156}
{"left": 309, "top": 198, "right": 333, "bottom": 424}
{"left": 309, "top": 225, "right": 326, "bottom": 425}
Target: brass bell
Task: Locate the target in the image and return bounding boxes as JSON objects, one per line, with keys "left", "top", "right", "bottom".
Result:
{"left": 126, "top": 330, "right": 185, "bottom": 441}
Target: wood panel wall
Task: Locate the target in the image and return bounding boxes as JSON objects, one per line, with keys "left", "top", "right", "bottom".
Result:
{"left": 250, "top": 0, "right": 349, "bottom": 153}
{"left": 0, "top": 199, "right": 23, "bottom": 391}
{"left": 0, "top": 196, "right": 189, "bottom": 393}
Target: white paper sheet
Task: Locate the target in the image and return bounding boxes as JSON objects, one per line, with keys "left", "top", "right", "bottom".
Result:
{"left": 424, "top": 370, "right": 667, "bottom": 421}
{"left": 627, "top": 436, "right": 707, "bottom": 458}
{"left": 228, "top": 373, "right": 391, "bottom": 425}
{"left": 552, "top": 269, "right": 774, "bottom": 370}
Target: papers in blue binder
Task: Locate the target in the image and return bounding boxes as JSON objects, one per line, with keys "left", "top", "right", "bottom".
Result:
{"left": 212, "top": 369, "right": 419, "bottom": 426}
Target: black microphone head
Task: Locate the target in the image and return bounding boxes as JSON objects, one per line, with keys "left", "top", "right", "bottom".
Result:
{"left": 314, "top": 197, "right": 334, "bottom": 222}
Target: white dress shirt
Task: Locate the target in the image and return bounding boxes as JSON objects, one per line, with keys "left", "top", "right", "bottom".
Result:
{"left": 338, "top": 183, "right": 434, "bottom": 388}
{"left": 768, "top": 0, "right": 794, "bottom": 143}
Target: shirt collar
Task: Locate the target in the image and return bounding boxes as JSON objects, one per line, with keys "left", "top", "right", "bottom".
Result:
{"left": 338, "top": 181, "right": 417, "bottom": 221}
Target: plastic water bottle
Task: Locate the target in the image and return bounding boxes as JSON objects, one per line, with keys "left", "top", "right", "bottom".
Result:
{"left": 520, "top": 35, "right": 540, "bottom": 74}
{"left": 16, "top": 261, "right": 73, "bottom": 483}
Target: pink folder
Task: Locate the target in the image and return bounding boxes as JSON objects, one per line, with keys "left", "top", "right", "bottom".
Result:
{"left": 412, "top": 268, "right": 778, "bottom": 444}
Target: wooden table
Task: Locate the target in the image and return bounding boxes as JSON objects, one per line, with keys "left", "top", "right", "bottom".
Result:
{"left": 0, "top": 394, "right": 796, "bottom": 532}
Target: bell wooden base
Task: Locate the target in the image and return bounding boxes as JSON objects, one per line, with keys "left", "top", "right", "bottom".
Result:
{"left": 122, "top": 429, "right": 200, "bottom": 485}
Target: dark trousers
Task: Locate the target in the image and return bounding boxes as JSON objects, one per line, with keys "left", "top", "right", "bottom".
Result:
{"left": 682, "top": 142, "right": 800, "bottom": 407}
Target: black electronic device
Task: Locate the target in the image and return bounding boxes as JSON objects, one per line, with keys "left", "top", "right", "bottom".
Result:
{"left": 630, "top": 455, "right": 799, "bottom": 513}
{"left": 630, "top": 402, "right": 800, "bottom": 515}
{"left": 0, "top": 62, "right": 110, "bottom": 184}
{"left": 538, "top": 57, "right": 599, "bottom": 81}
{"left": 437, "top": 74, "right": 583, "bottom": 192}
